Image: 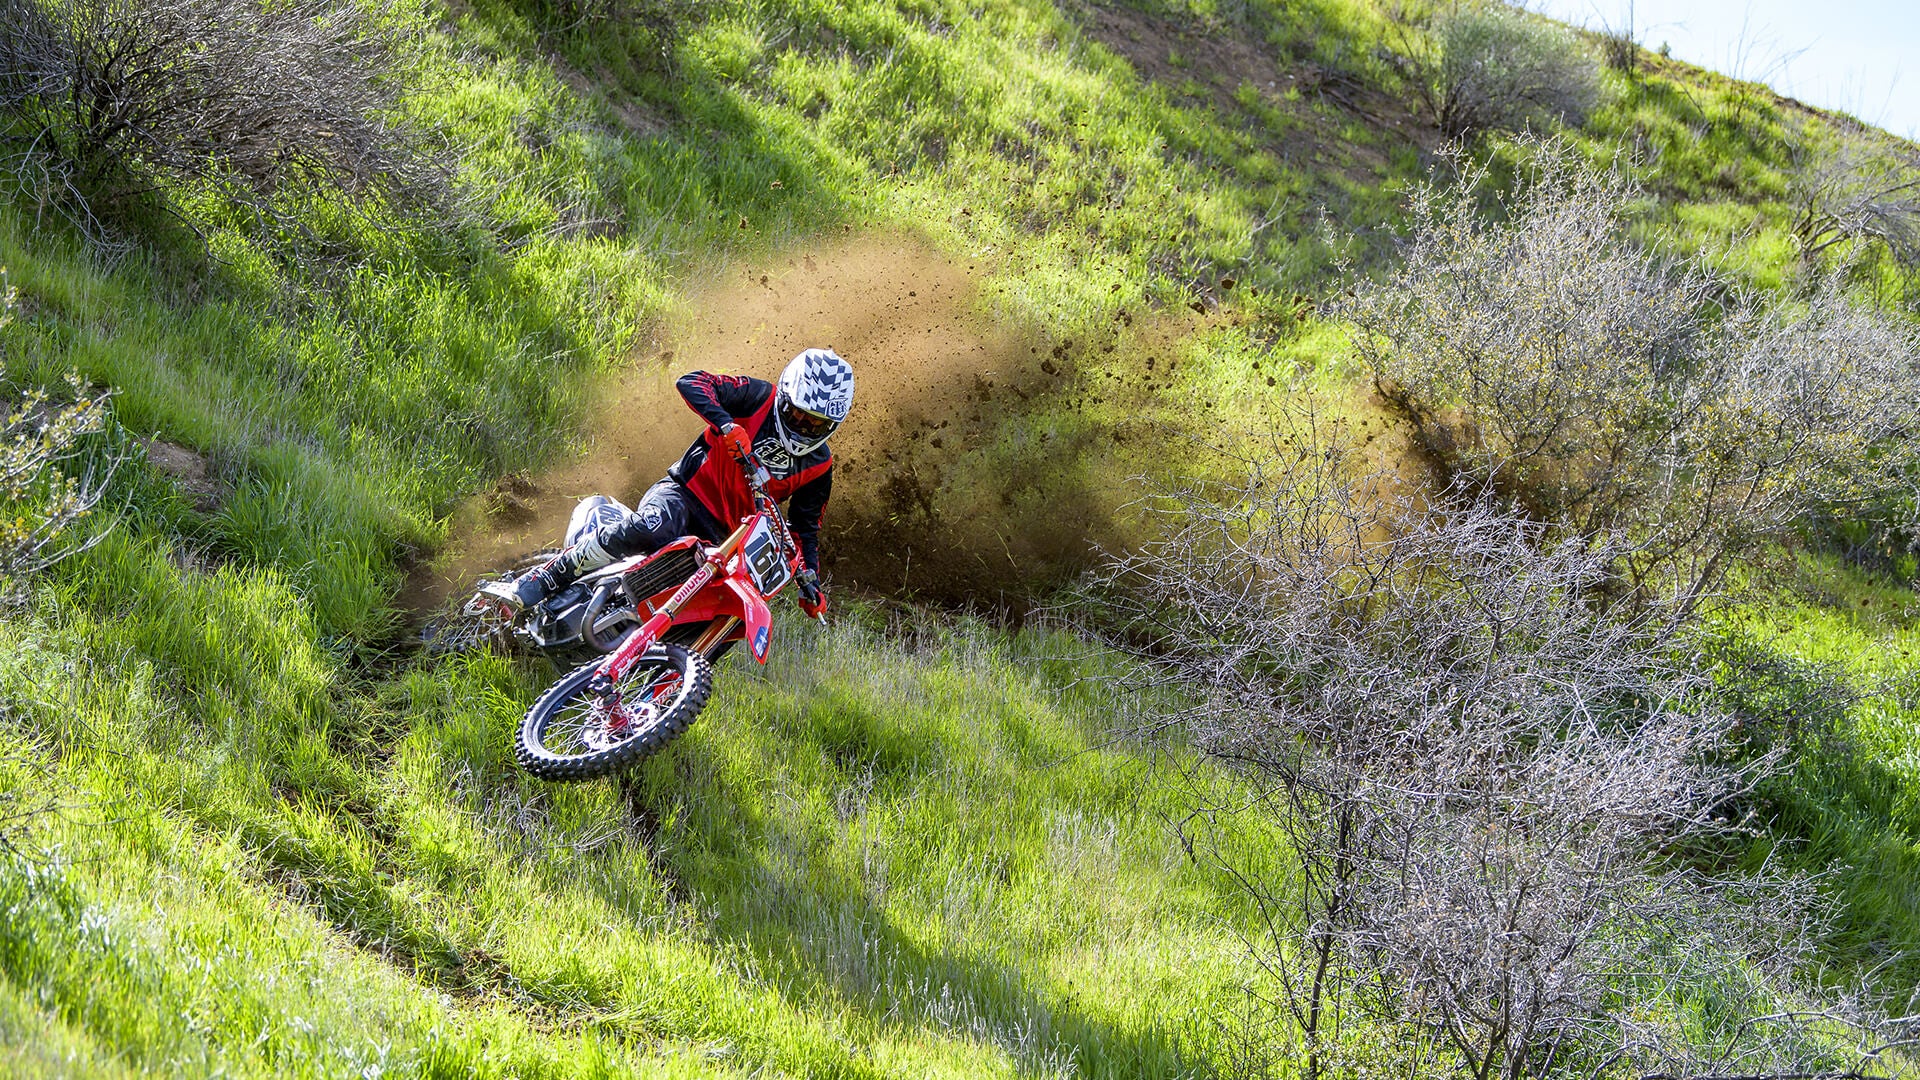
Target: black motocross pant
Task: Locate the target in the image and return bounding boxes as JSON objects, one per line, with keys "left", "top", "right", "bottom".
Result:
{"left": 571, "top": 479, "right": 725, "bottom": 561}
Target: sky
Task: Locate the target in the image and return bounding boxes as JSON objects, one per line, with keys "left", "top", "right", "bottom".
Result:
{"left": 1522, "top": 0, "right": 1919, "bottom": 140}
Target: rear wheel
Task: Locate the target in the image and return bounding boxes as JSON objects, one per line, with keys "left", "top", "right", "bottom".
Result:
{"left": 419, "top": 550, "right": 561, "bottom": 657}
{"left": 422, "top": 592, "right": 516, "bottom": 656}
{"left": 514, "top": 644, "right": 712, "bottom": 781}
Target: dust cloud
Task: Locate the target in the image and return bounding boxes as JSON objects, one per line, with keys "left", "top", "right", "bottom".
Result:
{"left": 408, "top": 234, "right": 1151, "bottom": 613}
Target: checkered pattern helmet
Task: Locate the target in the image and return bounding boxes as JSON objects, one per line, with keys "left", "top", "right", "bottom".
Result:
{"left": 773, "top": 348, "right": 854, "bottom": 456}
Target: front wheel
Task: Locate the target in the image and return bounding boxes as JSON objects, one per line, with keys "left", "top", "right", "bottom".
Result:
{"left": 515, "top": 643, "right": 713, "bottom": 781}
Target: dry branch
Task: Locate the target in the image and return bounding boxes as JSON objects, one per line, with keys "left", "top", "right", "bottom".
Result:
{"left": 0, "top": 0, "right": 447, "bottom": 242}
{"left": 1346, "top": 138, "right": 1920, "bottom": 611}
{"left": 1076, "top": 409, "right": 1910, "bottom": 1076}
{"left": 0, "top": 268, "right": 114, "bottom": 594}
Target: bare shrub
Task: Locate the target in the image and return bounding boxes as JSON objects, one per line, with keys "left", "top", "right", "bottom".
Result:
{"left": 1782, "top": 135, "right": 1920, "bottom": 569}
{"left": 518, "top": 0, "right": 694, "bottom": 59}
{"left": 1597, "top": 30, "right": 1638, "bottom": 75}
{"left": 1348, "top": 138, "right": 1920, "bottom": 609}
{"left": 0, "top": 0, "right": 444, "bottom": 241}
{"left": 1, "top": 268, "right": 111, "bottom": 594}
{"left": 1794, "top": 142, "right": 1920, "bottom": 306}
{"left": 1596, "top": 32, "right": 1637, "bottom": 76}
{"left": 1422, "top": 5, "right": 1600, "bottom": 136}
{"left": 1582, "top": 0, "right": 1643, "bottom": 74}
{"left": 1082, "top": 417, "right": 1910, "bottom": 1077}
{"left": 1625, "top": 999, "right": 1920, "bottom": 1079}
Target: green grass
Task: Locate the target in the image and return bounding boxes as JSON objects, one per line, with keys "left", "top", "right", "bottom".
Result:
{"left": 1, "top": 594, "right": 1279, "bottom": 1077}
{"left": 1712, "top": 554, "right": 1920, "bottom": 990}
{"left": 2, "top": 0, "right": 1918, "bottom": 1072}
{"left": 0, "top": 1, "right": 1404, "bottom": 1066}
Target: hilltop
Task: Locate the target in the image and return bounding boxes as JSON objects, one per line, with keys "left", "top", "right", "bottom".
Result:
{"left": 1, "top": 0, "right": 1916, "bottom": 1076}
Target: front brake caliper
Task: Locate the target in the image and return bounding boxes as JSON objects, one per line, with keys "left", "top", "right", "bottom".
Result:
{"left": 583, "top": 671, "right": 632, "bottom": 740}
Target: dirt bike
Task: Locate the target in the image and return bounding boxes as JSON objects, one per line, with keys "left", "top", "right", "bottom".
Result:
{"left": 449, "top": 447, "right": 821, "bottom": 781}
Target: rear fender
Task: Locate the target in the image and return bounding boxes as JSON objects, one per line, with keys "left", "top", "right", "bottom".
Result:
{"left": 723, "top": 576, "right": 774, "bottom": 663}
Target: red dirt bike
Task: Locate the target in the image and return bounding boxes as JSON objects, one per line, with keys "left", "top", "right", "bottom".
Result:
{"left": 456, "top": 446, "right": 821, "bottom": 781}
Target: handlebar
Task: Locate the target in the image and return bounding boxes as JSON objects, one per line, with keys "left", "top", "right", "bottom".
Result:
{"left": 727, "top": 440, "right": 778, "bottom": 522}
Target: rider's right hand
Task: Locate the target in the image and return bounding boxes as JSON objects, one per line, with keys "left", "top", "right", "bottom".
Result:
{"left": 798, "top": 584, "right": 827, "bottom": 620}
{"left": 717, "top": 422, "right": 754, "bottom": 462}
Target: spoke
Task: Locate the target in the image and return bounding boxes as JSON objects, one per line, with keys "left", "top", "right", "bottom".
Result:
{"left": 534, "top": 654, "right": 688, "bottom": 761}
{"left": 548, "top": 704, "right": 592, "bottom": 753}
{"left": 621, "top": 660, "right": 681, "bottom": 703}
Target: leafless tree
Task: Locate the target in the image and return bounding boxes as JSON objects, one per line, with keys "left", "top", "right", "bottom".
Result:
{"left": 1079, "top": 410, "right": 1914, "bottom": 1078}
{"left": 1347, "top": 138, "right": 1920, "bottom": 612}
{"left": 0, "top": 0, "right": 447, "bottom": 243}
{"left": 1794, "top": 143, "right": 1920, "bottom": 308}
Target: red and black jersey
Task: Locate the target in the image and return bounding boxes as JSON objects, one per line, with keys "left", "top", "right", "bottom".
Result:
{"left": 666, "top": 371, "right": 833, "bottom": 570}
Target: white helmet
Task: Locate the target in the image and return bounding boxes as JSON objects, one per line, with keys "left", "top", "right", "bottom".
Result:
{"left": 772, "top": 348, "right": 854, "bottom": 456}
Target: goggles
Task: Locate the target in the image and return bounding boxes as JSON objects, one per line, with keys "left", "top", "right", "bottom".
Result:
{"left": 780, "top": 400, "right": 837, "bottom": 441}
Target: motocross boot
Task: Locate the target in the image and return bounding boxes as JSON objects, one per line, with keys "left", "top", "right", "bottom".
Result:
{"left": 479, "top": 532, "right": 615, "bottom": 612}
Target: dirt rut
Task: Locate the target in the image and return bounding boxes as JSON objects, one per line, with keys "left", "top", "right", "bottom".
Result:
{"left": 411, "top": 235, "right": 1149, "bottom": 612}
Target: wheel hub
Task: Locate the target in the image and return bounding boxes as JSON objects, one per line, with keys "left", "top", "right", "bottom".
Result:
{"left": 582, "top": 692, "right": 655, "bottom": 751}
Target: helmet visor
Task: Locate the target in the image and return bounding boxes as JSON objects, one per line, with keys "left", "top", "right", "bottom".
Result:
{"left": 780, "top": 400, "right": 837, "bottom": 442}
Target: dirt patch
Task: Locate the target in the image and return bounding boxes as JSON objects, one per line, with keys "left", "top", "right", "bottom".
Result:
{"left": 402, "top": 235, "right": 1451, "bottom": 617}
{"left": 408, "top": 234, "right": 1161, "bottom": 612}
{"left": 142, "top": 437, "right": 223, "bottom": 512}
{"left": 549, "top": 53, "right": 671, "bottom": 140}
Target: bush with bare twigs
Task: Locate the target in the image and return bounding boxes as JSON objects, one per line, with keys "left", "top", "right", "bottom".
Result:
{"left": 1592, "top": 0, "right": 1641, "bottom": 74}
{"left": 1347, "top": 139, "right": 1920, "bottom": 609}
{"left": 0, "top": 0, "right": 444, "bottom": 243}
{"left": 517, "top": 0, "right": 694, "bottom": 63}
{"left": 1794, "top": 142, "right": 1920, "bottom": 307}
{"left": 1, "top": 269, "right": 111, "bottom": 596}
{"left": 1597, "top": 29, "right": 1638, "bottom": 76}
{"left": 1081, "top": 417, "right": 1919, "bottom": 1078}
{"left": 1419, "top": 5, "right": 1600, "bottom": 136}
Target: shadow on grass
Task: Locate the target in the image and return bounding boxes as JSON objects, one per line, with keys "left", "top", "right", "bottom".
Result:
{"left": 623, "top": 763, "right": 1208, "bottom": 1078}
{"left": 1706, "top": 628, "right": 1920, "bottom": 994}
{"left": 598, "top": 655, "right": 1215, "bottom": 1078}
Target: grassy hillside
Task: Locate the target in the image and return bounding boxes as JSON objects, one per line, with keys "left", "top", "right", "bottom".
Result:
{"left": 1, "top": 0, "right": 1916, "bottom": 1075}
{"left": 1, "top": 601, "right": 1285, "bottom": 1076}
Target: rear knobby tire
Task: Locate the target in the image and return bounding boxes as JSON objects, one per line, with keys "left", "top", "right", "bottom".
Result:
{"left": 420, "top": 550, "right": 560, "bottom": 657}
{"left": 421, "top": 592, "right": 515, "bottom": 656}
{"left": 515, "top": 644, "right": 713, "bottom": 781}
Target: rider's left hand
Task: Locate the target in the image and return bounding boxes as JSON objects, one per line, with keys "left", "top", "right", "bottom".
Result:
{"left": 796, "top": 571, "right": 827, "bottom": 620}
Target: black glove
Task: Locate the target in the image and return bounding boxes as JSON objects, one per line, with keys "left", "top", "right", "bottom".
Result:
{"left": 796, "top": 570, "right": 826, "bottom": 619}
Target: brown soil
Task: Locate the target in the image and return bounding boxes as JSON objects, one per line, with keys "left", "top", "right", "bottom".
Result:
{"left": 142, "top": 437, "right": 223, "bottom": 512}
{"left": 408, "top": 234, "right": 1153, "bottom": 612}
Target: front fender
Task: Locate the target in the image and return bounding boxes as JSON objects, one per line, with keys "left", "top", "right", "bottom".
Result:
{"left": 724, "top": 576, "right": 775, "bottom": 663}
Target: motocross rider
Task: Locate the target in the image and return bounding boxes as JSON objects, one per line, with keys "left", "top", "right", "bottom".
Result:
{"left": 483, "top": 348, "right": 852, "bottom": 618}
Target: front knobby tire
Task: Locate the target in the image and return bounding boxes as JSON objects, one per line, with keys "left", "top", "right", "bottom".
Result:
{"left": 515, "top": 643, "right": 713, "bottom": 781}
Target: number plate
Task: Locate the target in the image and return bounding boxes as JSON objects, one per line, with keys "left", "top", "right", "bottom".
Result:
{"left": 741, "top": 517, "right": 791, "bottom": 595}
